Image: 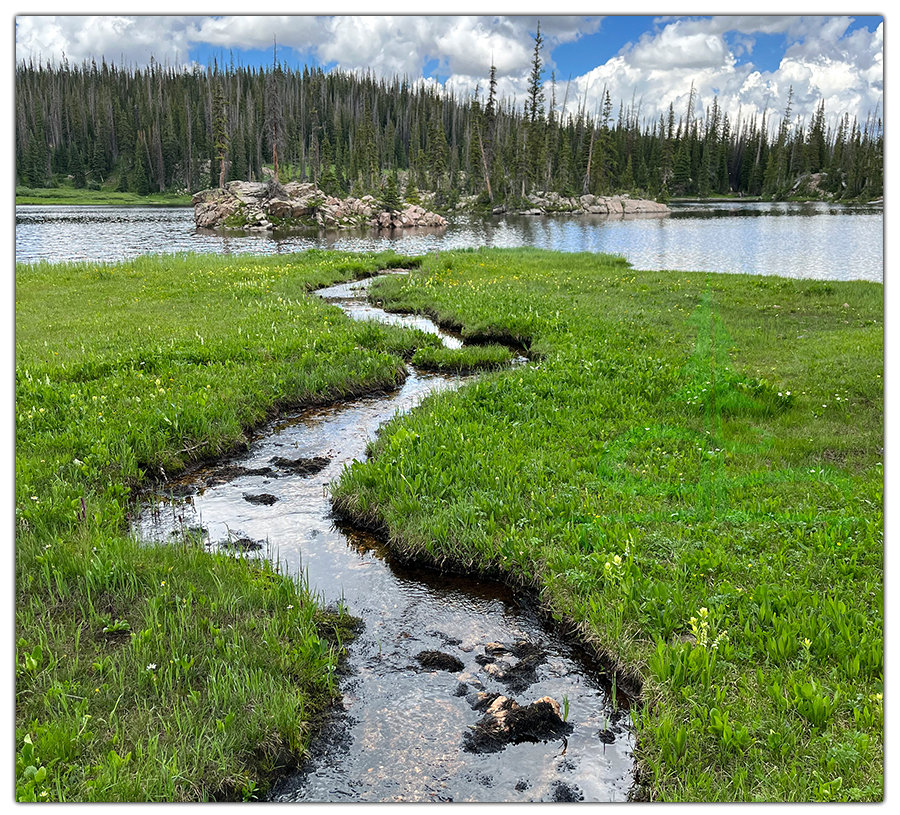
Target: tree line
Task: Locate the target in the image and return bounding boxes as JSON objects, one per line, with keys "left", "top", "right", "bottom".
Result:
{"left": 15, "top": 34, "right": 883, "bottom": 205}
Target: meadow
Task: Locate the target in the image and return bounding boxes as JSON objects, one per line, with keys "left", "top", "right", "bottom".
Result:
{"left": 14, "top": 249, "right": 439, "bottom": 801}
{"left": 331, "top": 247, "right": 883, "bottom": 802}
{"left": 15, "top": 246, "right": 883, "bottom": 802}
{"left": 15, "top": 185, "right": 193, "bottom": 206}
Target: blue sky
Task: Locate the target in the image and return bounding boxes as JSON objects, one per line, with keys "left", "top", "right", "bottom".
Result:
{"left": 14, "top": 13, "right": 884, "bottom": 129}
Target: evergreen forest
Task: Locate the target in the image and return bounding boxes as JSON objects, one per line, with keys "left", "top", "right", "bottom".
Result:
{"left": 15, "top": 36, "right": 884, "bottom": 206}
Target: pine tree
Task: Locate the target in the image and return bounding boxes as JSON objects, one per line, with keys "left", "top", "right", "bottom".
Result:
{"left": 380, "top": 170, "right": 402, "bottom": 213}
{"left": 212, "top": 82, "right": 229, "bottom": 187}
{"left": 264, "top": 42, "right": 285, "bottom": 180}
{"left": 130, "top": 132, "right": 150, "bottom": 195}
{"left": 404, "top": 177, "right": 422, "bottom": 205}
{"left": 228, "top": 124, "right": 247, "bottom": 182}
{"left": 69, "top": 145, "right": 86, "bottom": 188}
{"left": 525, "top": 22, "right": 546, "bottom": 192}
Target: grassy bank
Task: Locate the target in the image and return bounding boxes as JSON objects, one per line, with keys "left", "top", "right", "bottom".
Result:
{"left": 14, "top": 250, "right": 441, "bottom": 801}
{"left": 15, "top": 185, "right": 192, "bottom": 206}
{"left": 331, "top": 247, "right": 883, "bottom": 802}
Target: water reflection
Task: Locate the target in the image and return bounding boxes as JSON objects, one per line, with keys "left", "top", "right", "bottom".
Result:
{"left": 15, "top": 201, "right": 883, "bottom": 282}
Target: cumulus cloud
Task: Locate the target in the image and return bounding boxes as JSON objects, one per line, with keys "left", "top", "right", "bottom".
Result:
{"left": 627, "top": 20, "right": 734, "bottom": 71}
{"left": 572, "top": 15, "right": 881, "bottom": 133}
{"left": 15, "top": 15, "right": 202, "bottom": 67}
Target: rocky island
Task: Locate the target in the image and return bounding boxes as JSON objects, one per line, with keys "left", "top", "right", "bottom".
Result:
{"left": 490, "top": 191, "right": 670, "bottom": 217}
{"left": 192, "top": 180, "right": 448, "bottom": 232}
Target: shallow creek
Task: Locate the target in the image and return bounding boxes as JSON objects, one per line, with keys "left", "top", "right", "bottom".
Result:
{"left": 133, "top": 276, "right": 636, "bottom": 802}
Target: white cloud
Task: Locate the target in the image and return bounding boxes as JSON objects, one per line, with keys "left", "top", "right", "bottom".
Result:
{"left": 568, "top": 15, "right": 881, "bottom": 133}
{"left": 628, "top": 20, "right": 734, "bottom": 71}
{"left": 15, "top": 15, "right": 201, "bottom": 67}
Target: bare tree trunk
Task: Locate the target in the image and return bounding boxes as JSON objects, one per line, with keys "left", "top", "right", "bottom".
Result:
{"left": 583, "top": 121, "right": 596, "bottom": 195}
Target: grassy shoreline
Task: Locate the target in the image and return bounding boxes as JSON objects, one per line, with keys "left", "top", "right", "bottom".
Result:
{"left": 14, "top": 249, "right": 439, "bottom": 801}
{"left": 331, "top": 247, "right": 883, "bottom": 802}
{"left": 15, "top": 186, "right": 193, "bottom": 206}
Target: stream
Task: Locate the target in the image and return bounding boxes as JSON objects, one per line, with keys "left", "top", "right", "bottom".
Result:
{"left": 133, "top": 275, "right": 636, "bottom": 802}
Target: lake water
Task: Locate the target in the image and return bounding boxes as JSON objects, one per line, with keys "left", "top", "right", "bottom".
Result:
{"left": 15, "top": 201, "right": 883, "bottom": 282}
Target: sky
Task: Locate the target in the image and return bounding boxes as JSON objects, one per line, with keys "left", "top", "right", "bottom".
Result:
{"left": 12, "top": 8, "right": 884, "bottom": 134}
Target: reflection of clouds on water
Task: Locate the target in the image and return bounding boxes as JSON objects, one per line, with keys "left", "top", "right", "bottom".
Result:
{"left": 15, "top": 203, "right": 882, "bottom": 282}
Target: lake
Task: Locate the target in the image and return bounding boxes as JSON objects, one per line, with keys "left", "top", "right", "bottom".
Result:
{"left": 15, "top": 200, "right": 883, "bottom": 282}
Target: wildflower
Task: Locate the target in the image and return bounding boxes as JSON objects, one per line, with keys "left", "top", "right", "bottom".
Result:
{"left": 146, "top": 663, "right": 157, "bottom": 671}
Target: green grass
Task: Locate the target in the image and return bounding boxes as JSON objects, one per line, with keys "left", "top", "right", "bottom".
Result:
{"left": 15, "top": 185, "right": 192, "bottom": 206}
{"left": 410, "top": 343, "right": 516, "bottom": 373}
{"left": 15, "top": 249, "right": 440, "bottom": 801}
{"left": 331, "top": 247, "right": 883, "bottom": 802}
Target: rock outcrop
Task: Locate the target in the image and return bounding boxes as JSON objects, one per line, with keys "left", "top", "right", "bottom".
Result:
{"left": 489, "top": 191, "right": 670, "bottom": 217}
{"left": 192, "top": 180, "right": 447, "bottom": 232}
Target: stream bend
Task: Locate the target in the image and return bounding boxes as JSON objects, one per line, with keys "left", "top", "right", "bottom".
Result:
{"left": 134, "top": 274, "right": 636, "bottom": 802}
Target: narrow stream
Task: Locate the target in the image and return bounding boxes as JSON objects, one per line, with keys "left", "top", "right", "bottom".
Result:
{"left": 133, "top": 275, "right": 636, "bottom": 802}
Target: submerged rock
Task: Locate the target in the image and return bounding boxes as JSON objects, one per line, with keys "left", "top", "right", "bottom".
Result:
{"left": 476, "top": 640, "right": 547, "bottom": 693}
{"left": 550, "top": 781, "right": 585, "bottom": 802}
{"left": 415, "top": 650, "right": 465, "bottom": 673}
{"left": 242, "top": 493, "right": 278, "bottom": 505}
{"left": 270, "top": 455, "right": 331, "bottom": 476}
{"left": 204, "top": 464, "right": 274, "bottom": 486}
{"left": 222, "top": 537, "right": 263, "bottom": 552}
{"left": 463, "top": 695, "right": 572, "bottom": 754}
{"left": 597, "top": 728, "right": 616, "bottom": 744}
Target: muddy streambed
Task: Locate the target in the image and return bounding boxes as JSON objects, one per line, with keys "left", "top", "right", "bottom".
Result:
{"left": 133, "top": 276, "right": 636, "bottom": 802}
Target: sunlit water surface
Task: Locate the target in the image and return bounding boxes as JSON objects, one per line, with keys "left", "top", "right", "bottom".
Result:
{"left": 15, "top": 201, "right": 883, "bottom": 282}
